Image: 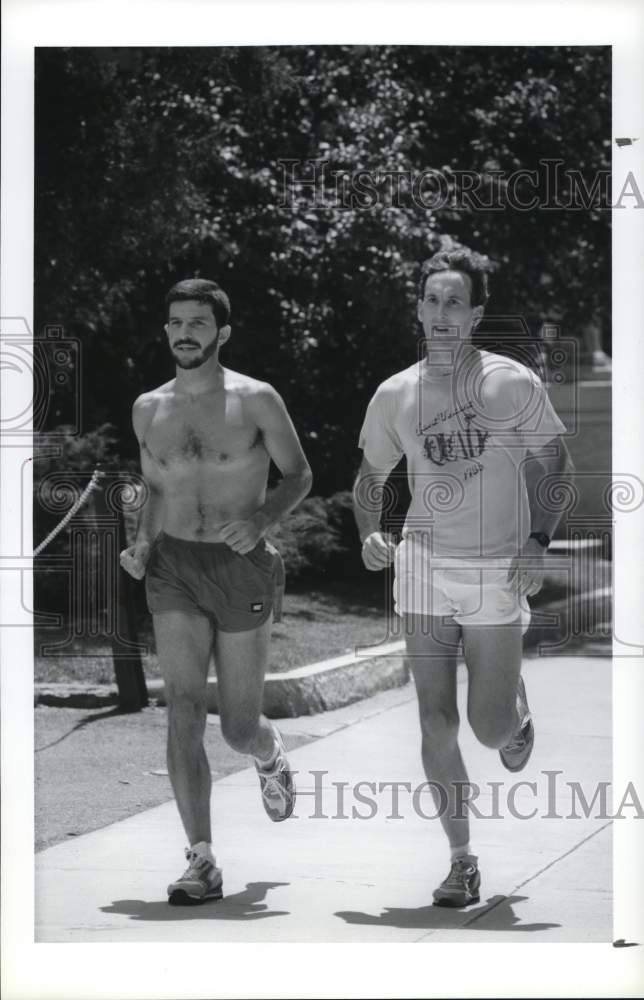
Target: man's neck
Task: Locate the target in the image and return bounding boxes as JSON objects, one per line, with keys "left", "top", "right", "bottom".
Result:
{"left": 174, "top": 356, "right": 226, "bottom": 397}
{"left": 422, "top": 341, "right": 477, "bottom": 381}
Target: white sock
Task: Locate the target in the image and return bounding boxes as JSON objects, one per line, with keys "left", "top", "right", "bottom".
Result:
{"left": 191, "top": 840, "right": 215, "bottom": 865}
{"left": 450, "top": 843, "right": 473, "bottom": 862}
{"left": 254, "top": 731, "right": 279, "bottom": 770}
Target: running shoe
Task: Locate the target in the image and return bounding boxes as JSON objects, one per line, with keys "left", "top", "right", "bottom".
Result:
{"left": 433, "top": 856, "right": 481, "bottom": 907}
{"left": 255, "top": 727, "right": 296, "bottom": 822}
{"left": 499, "top": 675, "right": 535, "bottom": 772}
{"left": 167, "top": 848, "right": 223, "bottom": 905}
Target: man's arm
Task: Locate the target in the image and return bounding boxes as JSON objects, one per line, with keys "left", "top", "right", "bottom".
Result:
{"left": 120, "top": 395, "right": 164, "bottom": 579}
{"left": 508, "top": 436, "right": 575, "bottom": 594}
{"left": 524, "top": 436, "right": 575, "bottom": 539}
{"left": 353, "top": 456, "right": 397, "bottom": 570}
{"left": 219, "top": 385, "right": 313, "bottom": 554}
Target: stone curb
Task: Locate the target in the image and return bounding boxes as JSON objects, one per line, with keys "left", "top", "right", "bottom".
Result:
{"left": 34, "top": 587, "right": 610, "bottom": 717}
{"left": 34, "top": 650, "right": 410, "bottom": 718}
{"left": 167, "top": 652, "right": 408, "bottom": 718}
{"left": 35, "top": 685, "right": 121, "bottom": 710}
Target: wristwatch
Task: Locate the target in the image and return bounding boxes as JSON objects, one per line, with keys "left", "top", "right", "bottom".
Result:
{"left": 529, "top": 531, "right": 550, "bottom": 549}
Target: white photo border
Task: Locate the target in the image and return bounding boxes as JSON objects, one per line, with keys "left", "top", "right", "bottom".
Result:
{"left": 2, "top": 0, "right": 643, "bottom": 997}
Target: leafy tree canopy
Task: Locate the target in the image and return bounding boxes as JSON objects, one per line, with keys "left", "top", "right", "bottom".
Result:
{"left": 35, "top": 45, "right": 610, "bottom": 492}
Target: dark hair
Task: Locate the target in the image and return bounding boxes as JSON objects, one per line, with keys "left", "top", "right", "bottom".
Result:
{"left": 418, "top": 248, "right": 491, "bottom": 307}
{"left": 166, "top": 279, "right": 231, "bottom": 328}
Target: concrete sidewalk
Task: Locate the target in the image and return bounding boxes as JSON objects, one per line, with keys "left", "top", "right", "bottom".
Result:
{"left": 35, "top": 654, "right": 612, "bottom": 943}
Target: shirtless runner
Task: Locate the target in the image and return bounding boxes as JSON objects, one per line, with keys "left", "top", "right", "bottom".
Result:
{"left": 120, "top": 279, "right": 312, "bottom": 904}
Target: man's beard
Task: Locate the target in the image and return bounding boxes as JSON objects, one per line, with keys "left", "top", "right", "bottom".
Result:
{"left": 172, "top": 332, "right": 220, "bottom": 370}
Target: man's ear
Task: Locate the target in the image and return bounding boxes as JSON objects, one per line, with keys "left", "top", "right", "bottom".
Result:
{"left": 164, "top": 322, "right": 169, "bottom": 337}
{"left": 218, "top": 324, "right": 232, "bottom": 346}
{"left": 416, "top": 299, "right": 424, "bottom": 325}
{"left": 471, "top": 305, "right": 484, "bottom": 328}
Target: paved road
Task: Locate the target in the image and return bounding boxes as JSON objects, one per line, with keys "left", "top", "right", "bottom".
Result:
{"left": 35, "top": 654, "right": 613, "bottom": 943}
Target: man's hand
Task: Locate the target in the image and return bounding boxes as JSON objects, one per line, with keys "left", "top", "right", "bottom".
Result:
{"left": 220, "top": 514, "right": 267, "bottom": 555}
{"left": 361, "top": 531, "right": 397, "bottom": 571}
{"left": 507, "top": 537, "right": 547, "bottom": 597}
{"left": 120, "top": 542, "right": 151, "bottom": 580}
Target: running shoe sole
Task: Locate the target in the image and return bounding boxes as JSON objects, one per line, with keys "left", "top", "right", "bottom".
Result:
{"left": 499, "top": 676, "right": 535, "bottom": 772}
{"left": 433, "top": 891, "right": 481, "bottom": 908}
{"left": 499, "top": 717, "right": 535, "bottom": 772}
{"left": 168, "top": 886, "right": 224, "bottom": 906}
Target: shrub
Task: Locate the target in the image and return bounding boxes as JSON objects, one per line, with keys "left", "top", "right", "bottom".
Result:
{"left": 268, "top": 495, "right": 345, "bottom": 578}
{"left": 268, "top": 490, "right": 363, "bottom": 581}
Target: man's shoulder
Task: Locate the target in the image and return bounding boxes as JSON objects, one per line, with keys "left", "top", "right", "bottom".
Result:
{"left": 224, "top": 368, "right": 275, "bottom": 397}
{"left": 478, "top": 350, "right": 541, "bottom": 388}
{"left": 132, "top": 382, "right": 174, "bottom": 436}
{"left": 224, "top": 370, "right": 283, "bottom": 414}
{"left": 133, "top": 380, "right": 175, "bottom": 410}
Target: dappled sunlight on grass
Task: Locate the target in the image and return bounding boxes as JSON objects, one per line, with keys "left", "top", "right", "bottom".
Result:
{"left": 33, "top": 561, "right": 610, "bottom": 684}
{"left": 34, "top": 577, "right": 396, "bottom": 683}
{"left": 269, "top": 586, "right": 397, "bottom": 673}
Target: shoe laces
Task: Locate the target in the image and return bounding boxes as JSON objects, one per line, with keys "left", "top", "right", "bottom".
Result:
{"left": 180, "top": 849, "right": 208, "bottom": 878}
{"left": 445, "top": 859, "right": 475, "bottom": 887}
{"left": 261, "top": 755, "right": 287, "bottom": 799}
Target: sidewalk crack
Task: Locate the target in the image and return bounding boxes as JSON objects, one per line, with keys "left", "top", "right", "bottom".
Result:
{"left": 466, "top": 821, "right": 613, "bottom": 929}
{"left": 414, "top": 820, "right": 612, "bottom": 941}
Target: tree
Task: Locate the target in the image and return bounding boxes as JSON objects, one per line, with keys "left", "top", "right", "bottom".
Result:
{"left": 35, "top": 45, "right": 610, "bottom": 493}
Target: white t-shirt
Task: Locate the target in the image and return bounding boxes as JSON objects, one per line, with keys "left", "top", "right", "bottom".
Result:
{"left": 358, "top": 348, "right": 567, "bottom": 557}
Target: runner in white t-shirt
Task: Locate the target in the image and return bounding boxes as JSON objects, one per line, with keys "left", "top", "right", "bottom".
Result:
{"left": 353, "top": 248, "right": 574, "bottom": 907}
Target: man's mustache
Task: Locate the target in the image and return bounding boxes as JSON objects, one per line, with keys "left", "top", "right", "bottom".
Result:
{"left": 172, "top": 340, "right": 200, "bottom": 349}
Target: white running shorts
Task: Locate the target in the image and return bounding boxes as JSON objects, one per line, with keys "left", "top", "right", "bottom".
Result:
{"left": 394, "top": 533, "right": 532, "bottom": 632}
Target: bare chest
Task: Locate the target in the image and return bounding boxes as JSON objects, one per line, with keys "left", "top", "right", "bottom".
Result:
{"left": 143, "top": 393, "right": 263, "bottom": 469}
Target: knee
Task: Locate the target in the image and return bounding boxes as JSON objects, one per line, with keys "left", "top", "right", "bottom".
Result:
{"left": 220, "top": 714, "right": 260, "bottom": 754}
{"left": 468, "top": 708, "right": 515, "bottom": 749}
{"left": 166, "top": 688, "right": 207, "bottom": 732}
{"left": 419, "top": 703, "right": 460, "bottom": 748}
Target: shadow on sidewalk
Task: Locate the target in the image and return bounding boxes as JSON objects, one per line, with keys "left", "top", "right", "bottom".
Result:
{"left": 101, "top": 881, "right": 290, "bottom": 922}
{"left": 336, "top": 893, "right": 560, "bottom": 933}
{"left": 36, "top": 707, "right": 126, "bottom": 752}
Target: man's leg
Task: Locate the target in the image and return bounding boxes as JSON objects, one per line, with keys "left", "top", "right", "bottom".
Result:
{"left": 213, "top": 615, "right": 275, "bottom": 760}
{"left": 461, "top": 622, "right": 524, "bottom": 749}
{"left": 405, "top": 613, "right": 470, "bottom": 854}
{"left": 406, "top": 614, "right": 482, "bottom": 906}
{"left": 214, "top": 616, "right": 296, "bottom": 822}
{"left": 153, "top": 610, "right": 213, "bottom": 845}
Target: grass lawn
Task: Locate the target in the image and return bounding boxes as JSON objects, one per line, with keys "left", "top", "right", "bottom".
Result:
{"left": 33, "top": 560, "right": 610, "bottom": 686}
{"left": 34, "top": 576, "right": 397, "bottom": 684}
